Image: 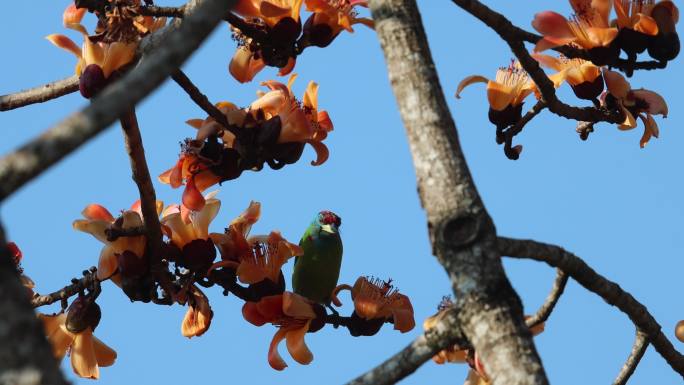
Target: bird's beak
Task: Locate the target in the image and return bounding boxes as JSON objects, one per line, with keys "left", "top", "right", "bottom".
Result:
{"left": 320, "top": 224, "right": 335, "bottom": 233}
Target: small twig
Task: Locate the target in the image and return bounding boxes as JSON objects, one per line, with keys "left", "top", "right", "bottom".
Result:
{"left": 345, "top": 307, "right": 467, "bottom": 385}
{"left": 171, "top": 70, "right": 243, "bottom": 137}
{"left": 324, "top": 314, "right": 354, "bottom": 328}
{"left": 31, "top": 267, "right": 98, "bottom": 308}
{"left": 576, "top": 121, "right": 596, "bottom": 141}
{"left": 498, "top": 236, "right": 684, "bottom": 377}
{"left": 0, "top": 76, "right": 79, "bottom": 112}
{"left": 613, "top": 330, "right": 649, "bottom": 385}
{"left": 502, "top": 100, "right": 546, "bottom": 159}
{"left": 525, "top": 269, "right": 568, "bottom": 329}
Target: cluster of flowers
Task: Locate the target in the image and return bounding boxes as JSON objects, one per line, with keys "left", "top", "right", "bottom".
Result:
{"left": 48, "top": 1, "right": 167, "bottom": 98}
{"left": 28, "top": 0, "right": 414, "bottom": 379}
{"left": 159, "top": 74, "right": 334, "bottom": 211}
{"left": 456, "top": 0, "right": 678, "bottom": 149}
{"left": 229, "top": 0, "right": 373, "bottom": 82}
{"left": 20, "top": 194, "right": 414, "bottom": 378}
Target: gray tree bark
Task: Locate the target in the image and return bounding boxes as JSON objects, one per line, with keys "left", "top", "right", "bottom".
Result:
{"left": 368, "top": 0, "right": 549, "bottom": 383}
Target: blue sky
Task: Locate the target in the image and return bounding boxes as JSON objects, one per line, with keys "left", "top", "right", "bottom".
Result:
{"left": 1, "top": 1, "right": 683, "bottom": 384}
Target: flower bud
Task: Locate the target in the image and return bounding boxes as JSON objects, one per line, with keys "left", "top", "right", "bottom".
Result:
{"left": 116, "top": 250, "right": 149, "bottom": 278}
{"left": 488, "top": 104, "right": 523, "bottom": 129}
{"left": 66, "top": 297, "right": 101, "bottom": 333}
{"left": 347, "top": 311, "right": 385, "bottom": 337}
{"left": 270, "top": 17, "right": 302, "bottom": 46}
{"left": 301, "top": 14, "right": 337, "bottom": 48}
{"left": 79, "top": 64, "right": 107, "bottom": 99}
{"left": 248, "top": 271, "right": 286, "bottom": 300}
{"left": 211, "top": 148, "right": 243, "bottom": 182}
{"left": 571, "top": 75, "right": 605, "bottom": 101}
{"left": 307, "top": 304, "right": 327, "bottom": 333}
{"left": 615, "top": 28, "right": 651, "bottom": 56}
{"left": 587, "top": 44, "right": 621, "bottom": 66}
{"left": 179, "top": 238, "right": 217, "bottom": 274}
{"left": 676, "top": 320, "right": 684, "bottom": 343}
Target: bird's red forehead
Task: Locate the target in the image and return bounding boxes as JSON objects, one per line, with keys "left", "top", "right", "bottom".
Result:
{"left": 319, "top": 211, "right": 341, "bottom": 227}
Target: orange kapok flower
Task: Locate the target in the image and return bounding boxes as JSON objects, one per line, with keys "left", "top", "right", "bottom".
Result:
{"left": 532, "top": 0, "right": 619, "bottom": 63}
{"left": 160, "top": 192, "right": 220, "bottom": 273}
{"left": 250, "top": 74, "right": 334, "bottom": 165}
{"left": 533, "top": 53, "right": 604, "bottom": 100}
{"left": 456, "top": 61, "right": 538, "bottom": 131}
{"left": 603, "top": 68, "right": 668, "bottom": 147}
{"left": 301, "top": 0, "right": 374, "bottom": 48}
{"left": 209, "top": 201, "right": 302, "bottom": 285}
{"left": 180, "top": 285, "right": 214, "bottom": 338}
{"left": 332, "top": 276, "right": 415, "bottom": 333}
{"left": 47, "top": 3, "right": 166, "bottom": 97}
{"left": 242, "top": 292, "right": 317, "bottom": 370}
{"left": 73, "top": 202, "right": 159, "bottom": 285}
{"left": 614, "top": 0, "right": 661, "bottom": 35}
{"left": 40, "top": 311, "right": 116, "bottom": 379}
{"left": 229, "top": 0, "right": 304, "bottom": 82}
{"left": 235, "top": 0, "right": 304, "bottom": 28}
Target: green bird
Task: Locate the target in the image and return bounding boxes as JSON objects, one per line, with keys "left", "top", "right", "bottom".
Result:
{"left": 292, "top": 211, "right": 343, "bottom": 307}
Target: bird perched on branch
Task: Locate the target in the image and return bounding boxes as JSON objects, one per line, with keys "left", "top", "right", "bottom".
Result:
{"left": 292, "top": 211, "right": 343, "bottom": 310}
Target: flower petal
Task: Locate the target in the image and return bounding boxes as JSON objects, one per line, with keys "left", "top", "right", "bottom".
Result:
{"left": 181, "top": 288, "right": 213, "bottom": 338}
{"left": 285, "top": 321, "right": 313, "bottom": 365}
{"left": 183, "top": 176, "right": 206, "bottom": 212}
{"left": 268, "top": 328, "right": 289, "bottom": 370}
{"left": 81, "top": 204, "right": 115, "bottom": 222}
{"left": 97, "top": 246, "right": 119, "bottom": 280}
{"left": 191, "top": 194, "right": 221, "bottom": 240}
{"left": 92, "top": 336, "right": 117, "bottom": 367}
{"left": 532, "top": 11, "right": 575, "bottom": 40}
{"left": 603, "top": 69, "right": 631, "bottom": 99}
{"left": 282, "top": 292, "right": 316, "bottom": 318}
{"left": 73, "top": 219, "right": 110, "bottom": 244}
{"left": 63, "top": 4, "right": 87, "bottom": 25}
{"left": 632, "top": 89, "right": 668, "bottom": 117}
{"left": 455, "top": 75, "right": 488, "bottom": 99}
{"left": 46, "top": 34, "right": 82, "bottom": 59}
{"left": 242, "top": 301, "right": 270, "bottom": 326}
{"left": 307, "top": 140, "right": 329, "bottom": 166}
{"left": 71, "top": 330, "right": 100, "bottom": 379}
{"left": 486, "top": 81, "right": 516, "bottom": 111}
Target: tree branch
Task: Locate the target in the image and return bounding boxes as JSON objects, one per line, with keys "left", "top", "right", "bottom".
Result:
{"left": 171, "top": 70, "right": 243, "bottom": 137}
{"left": 119, "top": 108, "right": 174, "bottom": 299}
{"left": 31, "top": 267, "right": 98, "bottom": 308}
{"left": 525, "top": 269, "right": 568, "bottom": 329}
{"left": 0, "top": 225, "right": 68, "bottom": 385}
{"left": 0, "top": 0, "right": 237, "bottom": 202}
{"left": 0, "top": 75, "right": 79, "bottom": 112}
{"left": 613, "top": 330, "right": 649, "bottom": 385}
{"left": 346, "top": 308, "right": 467, "bottom": 385}
{"left": 139, "top": 5, "right": 186, "bottom": 18}
{"left": 497, "top": 236, "right": 684, "bottom": 377}
{"left": 451, "top": 0, "right": 623, "bottom": 124}
{"left": 367, "top": 0, "right": 549, "bottom": 384}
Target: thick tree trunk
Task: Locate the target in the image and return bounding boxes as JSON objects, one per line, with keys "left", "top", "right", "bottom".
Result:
{"left": 368, "top": 0, "right": 549, "bottom": 383}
